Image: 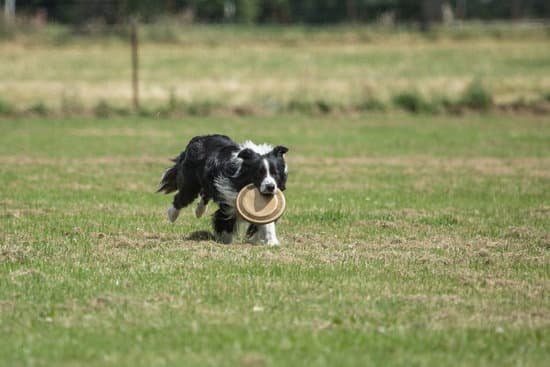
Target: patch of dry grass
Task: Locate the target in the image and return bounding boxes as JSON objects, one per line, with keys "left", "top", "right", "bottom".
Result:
{"left": 0, "top": 28, "right": 549, "bottom": 113}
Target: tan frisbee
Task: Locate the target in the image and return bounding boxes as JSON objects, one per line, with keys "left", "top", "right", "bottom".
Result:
{"left": 236, "top": 184, "right": 286, "bottom": 224}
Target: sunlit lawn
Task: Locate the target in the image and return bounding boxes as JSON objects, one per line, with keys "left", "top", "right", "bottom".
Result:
{"left": 1, "top": 113, "right": 549, "bottom": 366}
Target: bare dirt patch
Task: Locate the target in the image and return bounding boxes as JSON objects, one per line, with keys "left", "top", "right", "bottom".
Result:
{"left": 2, "top": 208, "right": 54, "bottom": 218}
{"left": 0, "top": 245, "right": 32, "bottom": 264}
{"left": 399, "top": 294, "right": 464, "bottom": 304}
{"left": 93, "top": 231, "right": 181, "bottom": 250}
{"left": 9, "top": 268, "right": 45, "bottom": 280}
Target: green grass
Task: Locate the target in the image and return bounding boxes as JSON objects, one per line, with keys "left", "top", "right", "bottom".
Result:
{"left": 1, "top": 113, "right": 549, "bottom": 366}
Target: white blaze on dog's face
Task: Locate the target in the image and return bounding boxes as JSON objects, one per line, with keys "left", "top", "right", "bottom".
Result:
{"left": 259, "top": 159, "right": 277, "bottom": 194}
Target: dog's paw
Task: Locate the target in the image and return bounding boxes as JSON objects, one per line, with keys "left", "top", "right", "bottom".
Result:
{"left": 266, "top": 238, "right": 280, "bottom": 246}
{"left": 195, "top": 201, "right": 208, "bottom": 218}
{"left": 167, "top": 206, "right": 180, "bottom": 223}
{"left": 217, "top": 231, "right": 233, "bottom": 245}
{"left": 248, "top": 235, "right": 279, "bottom": 246}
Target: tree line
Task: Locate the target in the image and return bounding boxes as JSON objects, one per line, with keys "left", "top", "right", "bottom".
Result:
{"left": 14, "top": 0, "right": 550, "bottom": 25}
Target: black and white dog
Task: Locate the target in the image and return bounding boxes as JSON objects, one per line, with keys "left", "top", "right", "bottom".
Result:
{"left": 158, "top": 135, "right": 288, "bottom": 245}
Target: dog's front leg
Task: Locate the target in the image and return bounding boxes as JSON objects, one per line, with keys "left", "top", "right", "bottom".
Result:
{"left": 248, "top": 222, "right": 279, "bottom": 246}
{"left": 213, "top": 208, "right": 236, "bottom": 244}
{"left": 263, "top": 222, "right": 280, "bottom": 246}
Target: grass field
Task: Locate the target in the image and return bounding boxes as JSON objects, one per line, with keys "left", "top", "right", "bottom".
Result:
{"left": 1, "top": 113, "right": 549, "bottom": 366}
{"left": 1, "top": 23, "right": 550, "bottom": 113}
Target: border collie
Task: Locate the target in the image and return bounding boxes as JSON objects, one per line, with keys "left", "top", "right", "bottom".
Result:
{"left": 157, "top": 135, "right": 288, "bottom": 245}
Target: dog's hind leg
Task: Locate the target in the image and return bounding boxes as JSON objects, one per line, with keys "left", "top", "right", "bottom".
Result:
{"left": 195, "top": 192, "right": 210, "bottom": 218}
{"left": 167, "top": 183, "right": 201, "bottom": 223}
{"left": 167, "top": 205, "right": 181, "bottom": 223}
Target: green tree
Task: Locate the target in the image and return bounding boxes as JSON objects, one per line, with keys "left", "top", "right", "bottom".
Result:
{"left": 235, "top": 0, "right": 261, "bottom": 23}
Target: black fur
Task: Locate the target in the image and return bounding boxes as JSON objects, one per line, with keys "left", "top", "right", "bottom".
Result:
{"left": 158, "top": 134, "right": 288, "bottom": 243}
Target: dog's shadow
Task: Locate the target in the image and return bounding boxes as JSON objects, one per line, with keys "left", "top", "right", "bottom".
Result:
{"left": 185, "top": 230, "right": 216, "bottom": 242}
{"left": 184, "top": 230, "right": 256, "bottom": 246}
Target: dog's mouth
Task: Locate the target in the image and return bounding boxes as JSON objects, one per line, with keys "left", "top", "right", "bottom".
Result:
{"left": 259, "top": 183, "right": 276, "bottom": 195}
{"left": 259, "top": 188, "right": 276, "bottom": 196}
{"left": 259, "top": 188, "right": 275, "bottom": 196}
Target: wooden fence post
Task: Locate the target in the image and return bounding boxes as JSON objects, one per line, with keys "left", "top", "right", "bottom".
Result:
{"left": 4, "top": 0, "right": 16, "bottom": 23}
{"left": 131, "top": 20, "right": 139, "bottom": 111}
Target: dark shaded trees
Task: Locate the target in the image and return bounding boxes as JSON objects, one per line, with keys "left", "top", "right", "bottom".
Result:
{"left": 14, "top": 0, "right": 550, "bottom": 25}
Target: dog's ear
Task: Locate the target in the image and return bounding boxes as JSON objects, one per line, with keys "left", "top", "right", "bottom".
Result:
{"left": 272, "top": 146, "right": 289, "bottom": 156}
{"left": 238, "top": 148, "right": 256, "bottom": 160}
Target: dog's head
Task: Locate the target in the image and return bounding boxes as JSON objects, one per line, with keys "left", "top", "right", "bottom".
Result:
{"left": 237, "top": 145, "right": 288, "bottom": 195}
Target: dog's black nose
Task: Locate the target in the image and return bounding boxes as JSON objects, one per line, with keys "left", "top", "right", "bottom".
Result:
{"left": 264, "top": 183, "right": 275, "bottom": 193}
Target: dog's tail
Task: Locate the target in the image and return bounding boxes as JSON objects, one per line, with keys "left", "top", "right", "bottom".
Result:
{"left": 157, "top": 153, "right": 184, "bottom": 194}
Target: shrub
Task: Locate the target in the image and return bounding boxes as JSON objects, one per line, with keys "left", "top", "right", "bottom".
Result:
{"left": 392, "top": 90, "right": 434, "bottom": 113}
{"left": 0, "top": 98, "right": 15, "bottom": 115}
{"left": 167, "top": 89, "right": 178, "bottom": 110}
{"left": 460, "top": 80, "right": 493, "bottom": 111}
{"left": 185, "top": 101, "right": 219, "bottom": 116}
{"left": 93, "top": 100, "right": 129, "bottom": 118}
{"left": 357, "top": 97, "right": 386, "bottom": 112}
{"left": 61, "top": 92, "right": 84, "bottom": 115}
{"left": 315, "top": 99, "right": 332, "bottom": 114}
{"left": 27, "top": 102, "right": 49, "bottom": 116}
{"left": 286, "top": 99, "right": 334, "bottom": 114}
{"left": 287, "top": 99, "right": 314, "bottom": 114}
{"left": 94, "top": 100, "right": 113, "bottom": 118}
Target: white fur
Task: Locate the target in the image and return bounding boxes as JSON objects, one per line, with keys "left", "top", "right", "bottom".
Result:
{"left": 167, "top": 206, "right": 180, "bottom": 223}
{"left": 214, "top": 176, "right": 238, "bottom": 216}
{"left": 260, "top": 159, "right": 277, "bottom": 194}
{"left": 248, "top": 222, "right": 279, "bottom": 246}
{"left": 241, "top": 140, "right": 273, "bottom": 155}
{"left": 263, "top": 222, "right": 280, "bottom": 246}
{"left": 230, "top": 151, "right": 243, "bottom": 177}
{"left": 195, "top": 200, "right": 208, "bottom": 218}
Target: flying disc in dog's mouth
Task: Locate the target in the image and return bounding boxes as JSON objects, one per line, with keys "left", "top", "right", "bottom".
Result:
{"left": 236, "top": 184, "right": 286, "bottom": 224}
